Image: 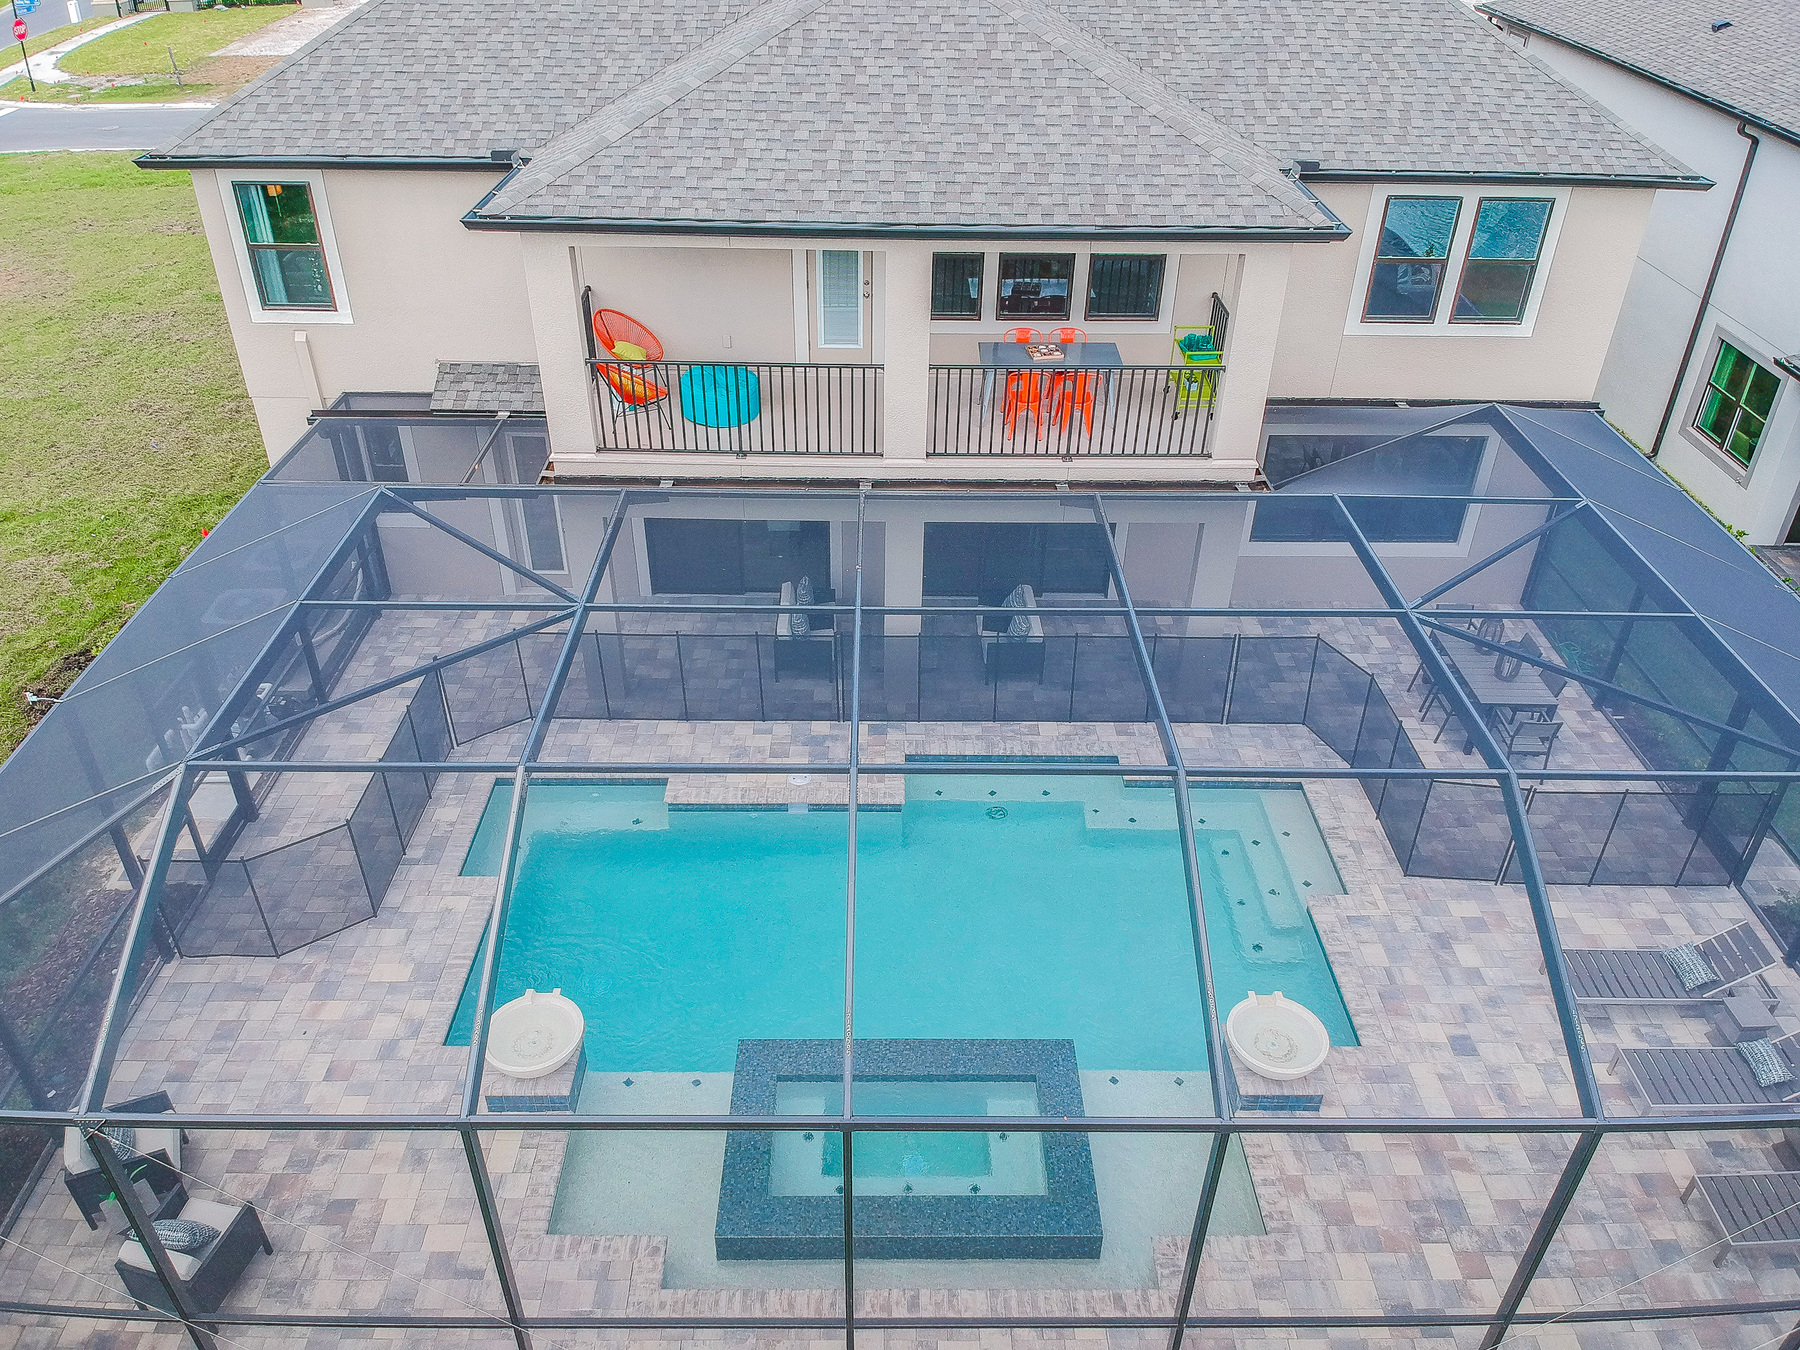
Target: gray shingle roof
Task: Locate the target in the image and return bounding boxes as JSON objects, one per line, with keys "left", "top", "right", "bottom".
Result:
{"left": 432, "top": 362, "right": 544, "bottom": 413}
{"left": 1480, "top": 0, "right": 1800, "bottom": 141}
{"left": 152, "top": 0, "right": 1699, "bottom": 231}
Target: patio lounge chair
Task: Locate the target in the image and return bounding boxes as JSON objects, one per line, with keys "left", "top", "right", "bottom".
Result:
{"left": 1613, "top": 1031, "right": 1800, "bottom": 1113}
{"left": 116, "top": 1193, "right": 273, "bottom": 1315}
{"left": 64, "top": 1090, "right": 188, "bottom": 1230}
{"left": 774, "top": 578, "right": 835, "bottom": 678}
{"left": 1683, "top": 1169, "right": 1800, "bottom": 1265}
{"left": 977, "top": 584, "right": 1045, "bottom": 682}
{"left": 1565, "top": 922, "right": 1778, "bottom": 1005}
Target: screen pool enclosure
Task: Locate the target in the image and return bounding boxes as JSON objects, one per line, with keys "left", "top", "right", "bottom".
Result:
{"left": 5, "top": 403, "right": 1800, "bottom": 1349}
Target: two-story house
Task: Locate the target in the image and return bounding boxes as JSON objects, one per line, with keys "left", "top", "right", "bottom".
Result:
{"left": 143, "top": 0, "right": 1702, "bottom": 490}
{"left": 1482, "top": 0, "right": 1800, "bottom": 547}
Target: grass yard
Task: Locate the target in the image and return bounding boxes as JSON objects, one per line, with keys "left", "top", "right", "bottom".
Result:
{"left": 0, "top": 153, "right": 264, "bottom": 759}
{"left": 0, "top": 4, "right": 296, "bottom": 101}
{"left": 57, "top": 5, "right": 293, "bottom": 75}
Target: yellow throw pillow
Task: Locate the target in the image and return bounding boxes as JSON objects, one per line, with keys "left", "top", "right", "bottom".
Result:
{"left": 610, "top": 340, "right": 649, "bottom": 361}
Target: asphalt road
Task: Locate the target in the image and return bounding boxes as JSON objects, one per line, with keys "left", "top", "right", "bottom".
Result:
{"left": 0, "top": 102, "right": 211, "bottom": 153}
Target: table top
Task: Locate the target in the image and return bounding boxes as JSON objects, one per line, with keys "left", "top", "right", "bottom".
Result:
{"left": 979, "top": 341, "right": 1123, "bottom": 369}
{"left": 1435, "top": 630, "right": 1560, "bottom": 710}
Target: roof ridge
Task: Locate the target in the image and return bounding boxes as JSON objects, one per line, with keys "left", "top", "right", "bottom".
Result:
{"left": 486, "top": 0, "right": 833, "bottom": 213}
{"left": 981, "top": 0, "right": 1322, "bottom": 223}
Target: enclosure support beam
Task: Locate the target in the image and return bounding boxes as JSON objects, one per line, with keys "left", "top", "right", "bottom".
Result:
{"left": 1166, "top": 1131, "right": 1234, "bottom": 1350}
{"left": 1336, "top": 498, "right": 1603, "bottom": 1118}
{"left": 1092, "top": 495, "right": 1237, "bottom": 1117}
{"left": 87, "top": 1129, "right": 218, "bottom": 1350}
{"left": 1478, "top": 1129, "right": 1603, "bottom": 1350}
{"left": 76, "top": 773, "right": 190, "bottom": 1115}
{"left": 461, "top": 1127, "right": 533, "bottom": 1350}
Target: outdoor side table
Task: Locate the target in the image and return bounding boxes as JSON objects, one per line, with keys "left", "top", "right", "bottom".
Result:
{"left": 1714, "top": 989, "right": 1781, "bottom": 1043}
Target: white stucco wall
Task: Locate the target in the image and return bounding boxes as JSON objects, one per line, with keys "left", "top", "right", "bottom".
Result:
{"left": 190, "top": 167, "right": 538, "bottom": 460}
{"left": 1269, "top": 181, "right": 1656, "bottom": 404}
{"left": 1493, "top": 26, "right": 1800, "bottom": 542}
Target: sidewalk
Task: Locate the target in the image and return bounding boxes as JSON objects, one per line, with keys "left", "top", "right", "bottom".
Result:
{"left": 0, "top": 11, "right": 154, "bottom": 88}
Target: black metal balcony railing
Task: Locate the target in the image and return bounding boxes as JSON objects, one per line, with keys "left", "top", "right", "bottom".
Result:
{"left": 927, "top": 364, "right": 1222, "bottom": 457}
{"left": 588, "top": 360, "right": 882, "bottom": 455}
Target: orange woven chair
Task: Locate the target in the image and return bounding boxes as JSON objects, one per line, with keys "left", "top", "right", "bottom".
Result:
{"left": 1002, "top": 371, "right": 1045, "bottom": 436}
{"left": 1050, "top": 371, "right": 1102, "bottom": 434}
{"left": 1051, "top": 326, "right": 1088, "bottom": 344}
{"left": 593, "top": 308, "right": 664, "bottom": 361}
{"left": 1002, "top": 327, "right": 1043, "bottom": 344}
{"left": 591, "top": 308, "right": 669, "bottom": 417}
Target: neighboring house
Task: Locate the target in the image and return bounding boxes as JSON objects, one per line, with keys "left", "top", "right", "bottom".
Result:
{"left": 140, "top": 0, "right": 1701, "bottom": 485}
{"left": 1481, "top": 0, "right": 1800, "bottom": 544}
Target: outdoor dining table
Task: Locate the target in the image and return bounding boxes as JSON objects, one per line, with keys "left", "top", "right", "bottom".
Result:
{"left": 1433, "top": 628, "right": 1560, "bottom": 752}
{"left": 977, "top": 342, "right": 1123, "bottom": 416}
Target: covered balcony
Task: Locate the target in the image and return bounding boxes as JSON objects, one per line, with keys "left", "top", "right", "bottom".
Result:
{"left": 545, "top": 242, "right": 1257, "bottom": 472}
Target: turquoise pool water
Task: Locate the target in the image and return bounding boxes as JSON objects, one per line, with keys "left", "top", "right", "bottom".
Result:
{"left": 449, "top": 777, "right": 1356, "bottom": 1072}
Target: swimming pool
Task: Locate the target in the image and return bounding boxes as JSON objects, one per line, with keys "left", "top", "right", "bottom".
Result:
{"left": 450, "top": 775, "right": 1356, "bottom": 1077}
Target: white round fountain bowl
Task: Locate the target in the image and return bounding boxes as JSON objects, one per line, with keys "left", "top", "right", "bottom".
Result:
{"left": 486, "top": 989, "right": 584, "bottom": 1079}
{"left": 1224, "top": 992, "right": 1330, "bottom": 1081}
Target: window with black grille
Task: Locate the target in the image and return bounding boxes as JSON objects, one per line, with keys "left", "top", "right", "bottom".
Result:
{"left": 931, "top": 253, "right": 984, "bottom": 319}
{"left": 1084, "top": 255, "right": 1165, "bottom": 320}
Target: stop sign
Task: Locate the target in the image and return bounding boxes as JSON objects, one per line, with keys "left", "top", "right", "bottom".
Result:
{"left": 10, "top": 18, "right": 24, "bottom": 39}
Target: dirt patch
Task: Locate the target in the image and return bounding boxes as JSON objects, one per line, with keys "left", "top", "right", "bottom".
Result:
{"left": 23, "top": 649, "right": 95, "bottom": 727}
{"left": 184, "top": 53, "right": 275, "bottom": 92}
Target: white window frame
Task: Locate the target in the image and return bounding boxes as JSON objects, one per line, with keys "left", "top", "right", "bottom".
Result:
{"left": 216, "top": 169, "right": 354, "bottom": 325}
{"left": 925, "top": 247, "right": 1175, "bottom": 337}
{"left": 1343, "top": 187, "right": 1567, "bottom": 338}
{"left": 816, "top": 249, "right": 864, "bottom": 350}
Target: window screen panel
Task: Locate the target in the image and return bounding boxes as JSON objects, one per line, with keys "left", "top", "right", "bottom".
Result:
{"left": 1363, "top": 196, "right": 1459, "bottom": 322}
{"left": 1085, "top": 255, "right": 1165, "bottom": 320}
{"left": 1452, "top": 199, "right": 1552, "bottom": 322}
{"left": 931, "top": 253, "right": 983, "bottom": 319}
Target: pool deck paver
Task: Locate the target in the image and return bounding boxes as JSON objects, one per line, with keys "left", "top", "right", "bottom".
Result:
{"left": 4, "top": 610, "right": 1796, "bottom": 1349}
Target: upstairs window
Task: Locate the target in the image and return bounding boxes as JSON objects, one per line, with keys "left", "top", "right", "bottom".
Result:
{"left": 997, "top": 253, "right": 1074, "bottom": 319}
{"left": 1085, "top": 255, "right": 1166, "bottom": 320}
{"left": 232, "top": 181, "right": 335, "bottom": 311}
{"left": 1694, "top": 341, "right": 1780, "bottom": 467}
{"left": 931, "top": 253, "right": 984, "bottom": 319}
{"left": 1452, "top": 198, "right": 1553, "bottom": 323}
{"left": 1362, "top": 196, "right": 1460, "bottom": 322}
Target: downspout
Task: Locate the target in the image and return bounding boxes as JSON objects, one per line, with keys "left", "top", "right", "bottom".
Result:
{"left": 1649, "top": 120, "right": 1759, "bottom": 459}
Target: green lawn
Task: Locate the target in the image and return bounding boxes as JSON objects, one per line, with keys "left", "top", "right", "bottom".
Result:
{"left": 57, "top": 5, "right": 294, "bottom": 75}
{"left": 0, "top": 4, "right": 296, "bottom": 100}
{"left": 12, "top": 15, "right": 117, "bottom": 57}
{"left": 0, "top": 154, "right": 265, "bottom": 759}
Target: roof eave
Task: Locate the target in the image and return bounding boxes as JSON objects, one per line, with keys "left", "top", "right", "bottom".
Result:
{"left": 1299, "top": 167, "right": 1714, "bottom": 190}
{"left": 458, "top": 210, "right": 1352, "bottom": 241}
{"left": 1477, "top": 6, "right": 1800, "bottom": 149}
{"left": 136, "top": 153, "right": 511, "bottom": 171}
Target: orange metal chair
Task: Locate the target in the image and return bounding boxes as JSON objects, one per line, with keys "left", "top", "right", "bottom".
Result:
{"left": 1050, "top": 371, "right": 1102, "bottom": 434}
{"left": 591, "top": 308, "right": 669, "bottom": 416}
{"left": 1051, "top": 326, "right": 1088, "bottom": 344}
{"left": 593, "top": 308, "right": 664, "bottom": 361}
{"left": 1002, "top": 327, "right": 1043, "bottom": 344}
{"left": 1002, "top": 372, "right": 1045, "bottom": 436}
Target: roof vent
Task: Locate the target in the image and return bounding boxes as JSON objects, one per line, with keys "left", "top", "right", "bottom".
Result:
{"left": 1292, "top": 158, "right": 1321, "bottom": 174}
{"left": 1711, "top": 18, "right": 1733, "bottom": 30}
{"left": 490, "top": 148, "right": 518, "bottom": 162}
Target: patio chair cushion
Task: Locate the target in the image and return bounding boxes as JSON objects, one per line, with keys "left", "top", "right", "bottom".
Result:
{"left": 1005, "top": 612, "right": 1033, "bottom": 641}
{"left": 795, "top": 574, "right": 814, "bottom": 605}
{"left": 788, "top": 608, "right": 810, "bottom": 637}
{"left": 1004, "top": 584, "right": 1028, "bottom": 608}
{"left": 118, "top": 1237, "right": 203, "bottom": 1281}
{"left": 153, "top": 1218, "right": 220, "bottom": 1254}
{"left": 1739, "top": 1038, "right": 1795, "bottom": 1087}
{"left": 1664, "top": 943, "right": 1719, "bottom": 991}
{"left": 610, "top": 340, "right": 648, "bottom": 361}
